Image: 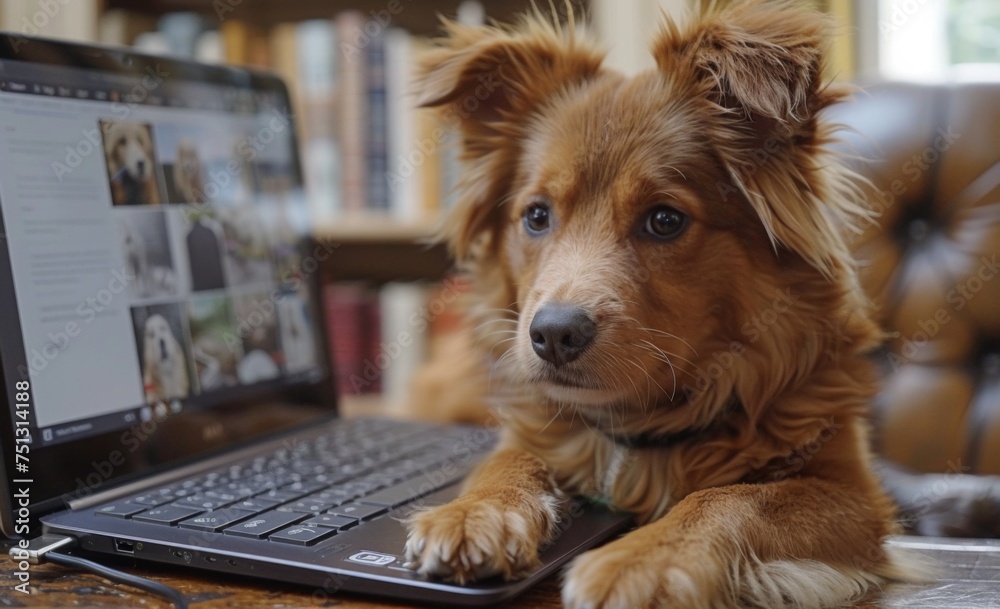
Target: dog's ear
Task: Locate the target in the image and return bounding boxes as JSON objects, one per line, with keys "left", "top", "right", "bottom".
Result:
{"left": 416, "top": 16, "right": 603, "bottom": 259}
{"left": 653, "top": 0, "right": 830, "bottom": 130}
{"left": 653, "top": 0, "right": 862, "bottom": 275}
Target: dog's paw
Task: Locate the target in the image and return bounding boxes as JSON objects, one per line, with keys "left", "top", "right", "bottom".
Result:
{"left": 562, "top": 544, "right": 702, "bottom": 609}
{"left": 403, "top": 494, "right": 555, "bottom": 584}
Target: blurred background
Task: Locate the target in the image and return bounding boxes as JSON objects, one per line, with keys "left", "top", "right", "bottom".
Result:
{"left": 2, "top": 0, "right": 999, "bottom": 504}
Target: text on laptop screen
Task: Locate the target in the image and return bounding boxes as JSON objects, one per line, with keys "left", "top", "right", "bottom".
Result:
{"left": 0, "top": 57, "right": 328, "bottom": 451}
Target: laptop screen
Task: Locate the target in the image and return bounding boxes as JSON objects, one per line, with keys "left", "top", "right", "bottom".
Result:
{"left": 0, "top": 35, "right": 336, "bottom": 521}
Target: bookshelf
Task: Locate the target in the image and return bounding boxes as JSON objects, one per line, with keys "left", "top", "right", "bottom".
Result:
{"left": 104, "top": 0, "right": 582, "bottom": 36}
{"left": 316, "top": 221, "right": 451, "bottom": 283}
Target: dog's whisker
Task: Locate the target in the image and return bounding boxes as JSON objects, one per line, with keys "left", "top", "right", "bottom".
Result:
{"left": 630, "top": 342, "right": 679, "bottom": 401}
{"left": 476, "top": 330, "right": 519, "bottom": 343}
{"left": 472, "top": 317, "right": 517, "bottom": 333}
{"left": 628, "top": 355, "right": 666, "bottom": 408}
{"left": 592, "top": 351, "right": 627, "bottom": 399}
{"left": 618, "top": 315, "right": 700, "bottom": 357}
{"left": 619, "top": 356, "right": 651, "bottom": 413}
{"left": 538, "top": 403, "right": 565, "bottom": 434}
{"left": 635, "top": 340, "right": 704, "bottom": 375}
{"left": 594, "top": 351, "right": 635, "bottom": 427}
{"left": 488, "top": 347, "right": 519, "bottom": 387}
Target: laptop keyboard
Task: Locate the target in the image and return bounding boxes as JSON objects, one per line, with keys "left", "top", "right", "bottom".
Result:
{"left": 93, "top": 419, "right": 492, "bottom": 546}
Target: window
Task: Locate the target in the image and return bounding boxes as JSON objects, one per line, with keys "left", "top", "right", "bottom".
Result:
{"left": 879, "top": 0, "right": 1000, "bottom": 80}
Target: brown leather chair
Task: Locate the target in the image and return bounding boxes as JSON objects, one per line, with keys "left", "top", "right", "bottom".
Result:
{"left": 828, "top": 78, "right": 1000, "bottom": 477}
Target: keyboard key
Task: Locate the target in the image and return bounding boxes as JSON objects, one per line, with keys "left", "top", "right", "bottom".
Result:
{"left": 169, "top": 480, "right": 201, "bottom": 494}
{"left": 277, "top": 500, "right": 333, "bottom": 514}
{"left": 95, "top": 502, "right": 146, "bottom": 518}
{"left": 328, "top": 503, "right": 387, "bottom": 521}
{"left": 358, "top": 467, "right": 467, "bottom": 509}
{"left": 131, "top": 493, "right": 175, "bottom": 507}
{"left": 282, "top": 481, "right": 328, "bottom": 495}
{"left": 300, "top": 490, "right": 349, "bottom": 507}
{"left": 202, "top": 489, "right": 253, "bottom": 503}
{"left": 220, "top": 482, "right": 257, "bottom": 495}
{"left": 301, "top": 514, "right": 357, "bottom": 530}
{"left": 169, "top": 487, "right": 199, "bottom": 498}
{"left": 319, "top": 487, "right": 364, "bottom": 503}
{"left": 179, "top": 508, "right": 252, "bottom": 532}
{"left": 256, "top": 488, "right": 308, "bottom": 502}
{"left": 230, "top": 497, "right": 281, "bottom": 513}
{"left": 172, "top": 494, "right": 232, "bottom": 510}
{"left": 269, "top": 525, "right": 335, "bottom": 546}
{"left": 224, "top": 510, "right": 304, "bottom": 539}
{"left": 133, "top": 505, "right": 203, "bottom": 525}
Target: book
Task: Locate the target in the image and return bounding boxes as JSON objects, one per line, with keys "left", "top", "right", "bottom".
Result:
{"left": 296, "top": 19, "right": 341, "bottom": 221}
{"left": 365, "top": 25, "right": 390, "bottom": 211}
{"left": 324, "top": 283, "right": 381, "bottom": 396}
{"left": 336, "top": 11, "right": 368, "bottom": 213}
{"left": 378, "top": 282, "right": 431, "bottom": 404}
{"left": 384, "top": 27, "right": 422, "bottom": 220}
{"left": 99, "top": 9, "right": 157, "bottom": 47}
{"left": 269, "top": 23, "right": 302, "bottom": 137}
{"left": 158, "top": 12, "right": 206, "bottom": 57}
{"left": 194, "top": 30, "right": 224, "bottom": 63}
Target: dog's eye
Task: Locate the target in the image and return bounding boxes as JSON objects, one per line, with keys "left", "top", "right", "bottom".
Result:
{"left": 644, "top": 206, "right": 687, "bottom": 240}
{"left": 523, "top": 200, "right": 551, "bottom": 235}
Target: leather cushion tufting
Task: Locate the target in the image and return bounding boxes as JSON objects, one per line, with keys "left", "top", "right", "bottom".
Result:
{"left": 828, "top": 80, "right": 1000, "bottom": 475}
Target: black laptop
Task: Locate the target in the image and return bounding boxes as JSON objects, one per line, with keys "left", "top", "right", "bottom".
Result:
{"left": 0, "top": 33, "right": 631, "bottom": 606}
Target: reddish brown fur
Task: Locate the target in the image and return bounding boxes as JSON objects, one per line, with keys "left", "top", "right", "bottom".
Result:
{"left": 403, "top": 2, "right": 917, "bottom": 607}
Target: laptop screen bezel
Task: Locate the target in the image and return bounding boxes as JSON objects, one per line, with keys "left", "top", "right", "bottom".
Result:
{"left": 0, "top": 32, "right": 340, "bottom": 537}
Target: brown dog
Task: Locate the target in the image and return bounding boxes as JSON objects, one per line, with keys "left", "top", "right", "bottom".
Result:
{"left": 403, "top": 1, "right": 922, "bottom": 607}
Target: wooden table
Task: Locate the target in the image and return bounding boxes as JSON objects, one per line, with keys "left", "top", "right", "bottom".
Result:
{"left": 2, "top": 537, "right": 997, "bottom": 608}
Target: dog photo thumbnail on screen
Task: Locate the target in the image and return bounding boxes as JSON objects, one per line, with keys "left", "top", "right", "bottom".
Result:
{"left": 117, "top": 209, "right": 181, "bottom": 300}
{"left": 131, "top": 302, "right": 194, "bottom": 403}
{"left": 99, "top": 119, "right": 164, "bottom": 206}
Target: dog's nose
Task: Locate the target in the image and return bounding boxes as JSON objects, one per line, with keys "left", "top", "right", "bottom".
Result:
{"left": 529, "top": 304, "right": 595, "bottom": 366}
{"left": 136, "top": 160, "right": 145, "bottom": 176}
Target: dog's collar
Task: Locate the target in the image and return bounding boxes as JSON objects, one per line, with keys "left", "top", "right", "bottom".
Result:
{"left": 599, "top": 397, "right": 741, "bottom": 450}
{"left": 601, "top": 425, "right": 712, "bottom": 450}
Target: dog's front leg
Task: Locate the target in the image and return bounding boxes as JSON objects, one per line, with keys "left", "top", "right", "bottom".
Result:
{"left": 404, "top": 448, "right": 563, "bottom": 583}
{"left": 563, "top": 478, "right": 894, "bottom": 609}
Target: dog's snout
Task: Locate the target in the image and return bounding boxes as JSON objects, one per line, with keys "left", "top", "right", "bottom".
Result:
{"left": 529, "top": 304, "right": 595, "bottom": 367}
{"left": 136, "top": 159, "right": 146, "bottom": 176}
